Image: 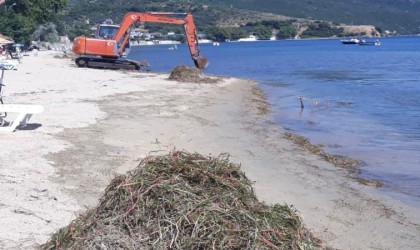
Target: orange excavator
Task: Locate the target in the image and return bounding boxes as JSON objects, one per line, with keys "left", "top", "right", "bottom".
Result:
{"left": 72, "top": 12, "right": 208, "bottom": 70}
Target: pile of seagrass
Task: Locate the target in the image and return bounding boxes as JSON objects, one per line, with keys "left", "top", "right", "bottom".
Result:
{"left": 41, "top": 151, "right": 325, "bottom": 250}
{"left": 169, "top": 65, "right": 220, "bottom": 83}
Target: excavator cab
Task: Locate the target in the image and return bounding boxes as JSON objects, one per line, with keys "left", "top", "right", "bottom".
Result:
{"left": 95, "top": 24, "right": 119, "bottom": 39}
{"left": 95, "top": 24, "right": 131, "bottom": 56}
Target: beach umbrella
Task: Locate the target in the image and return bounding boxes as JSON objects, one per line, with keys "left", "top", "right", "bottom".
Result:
{"left": 0, "top": 35, "right": 14, "bottom": 45}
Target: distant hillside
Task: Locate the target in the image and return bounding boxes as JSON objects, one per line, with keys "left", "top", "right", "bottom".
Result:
{"left": 198, "top": 0, "right": 420, "bottom": 34}
{"left": 62, "top": 0, "right": 417, "bottom": 37}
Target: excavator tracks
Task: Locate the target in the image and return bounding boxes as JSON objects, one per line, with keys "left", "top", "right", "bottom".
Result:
{"left": 75, "top": 57, "right": 141, "bottom": 70}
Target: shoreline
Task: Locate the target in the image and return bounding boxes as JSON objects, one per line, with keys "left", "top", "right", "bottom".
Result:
{"left": 1, "top": 51, "right": 420, "bottom": 249}
{"left": 257, "top": 78, "right": 420, "bottom": 207}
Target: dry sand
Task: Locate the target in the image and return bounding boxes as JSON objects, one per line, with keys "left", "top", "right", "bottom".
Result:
{"left": 0, "top": 51, "right": 419, "bottom": 249}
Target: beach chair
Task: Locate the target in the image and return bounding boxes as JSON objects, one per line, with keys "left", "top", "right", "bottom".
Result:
{"left": 0, "top": 104, "right": 44, "bottom": 132}
{"left": 0, "top": 66, "right": 44, "bottom": 132}
{"left": 0, "top": 60, "right": 19, "bottom": 70}
{"left": 1, "top": 65, "right": 9, "bottom": 125}
{"left": 1, "top": 65, "right": 6, "bottom": 105}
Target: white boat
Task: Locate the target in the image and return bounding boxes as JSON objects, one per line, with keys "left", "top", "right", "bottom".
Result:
{"left": 152, "top": 40, "right": 181, "bottom": 45}
{"left": 238, "top": 35, "right": 258, "bottom": 42}
{"left": 358, "top": 39, "right": 381, "bottom": 46}
{"left": 198, "top": 39, "right": 213, "bottom": 44}
{"left": 341, "top": 38, "right": 361, "bottom": 44}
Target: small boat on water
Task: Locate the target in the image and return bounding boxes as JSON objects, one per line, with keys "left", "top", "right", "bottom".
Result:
{"left": 358, "top": 39, "right": 381, "bottom": 46}
{"left": 341, "top": 38, "right": 361, "bottom": 44}
{"left": 237, "top": 35, "right": 258, "bottom": 42}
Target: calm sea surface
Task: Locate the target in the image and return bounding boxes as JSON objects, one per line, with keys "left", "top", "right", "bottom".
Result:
{"left": 129, "top": 37, "right": 420, "bottom": 206}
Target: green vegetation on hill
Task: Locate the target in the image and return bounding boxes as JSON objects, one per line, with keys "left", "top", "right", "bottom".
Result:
{"left": 2, "top": 0, "right": 419, "bottom": 44}
{"left": 64, "top": 0, "right": 420, "bottom": 35}
{"left": 200, "top": 0, "right": 420, "bottom": 35}
{"left": 301, "top": 21, "right": 344, "bottom": 39}
{"left": 61, "top": 0, "right": 382, "bottom": 41}
{"left": 0, "top": 0, "right": 67, "bottom": 43}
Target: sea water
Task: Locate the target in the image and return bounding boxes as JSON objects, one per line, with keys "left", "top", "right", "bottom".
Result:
{"left": 129, "top": 36, "right": 420, "bottom": 206}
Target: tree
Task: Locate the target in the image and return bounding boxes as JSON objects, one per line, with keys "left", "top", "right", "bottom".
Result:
{"left": 0, "top": 0, "right": 67, "bottom": 43}
{"left": 32, "top": 22, "right": 59, "bottom": 42}
{"left": 204, "top": 27, "right": 248, "bottom": 42}
{"left": 276, "top": 24, "right": 297, "bottom": 39}
{"left": 375, "top": 26, "right": 383, "bottom": 34}
{"left": 12, "top": 0, "right": 66, "bottom": 23}
{"left": 301, "top": 22, "right": 344, "bottom": 38}
{"left": 229, "top": 28, "right": 247, "bottom": 40}
{"left": 253, "top": 25, "right": 272, "bottom": 40}
{"left": 204, "top": 27, "right": 230, "bottom": 42}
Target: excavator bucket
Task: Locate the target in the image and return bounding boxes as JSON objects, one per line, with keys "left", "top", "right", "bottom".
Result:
{"left": 194, "top": 57, "right": 208, "bottom": 70}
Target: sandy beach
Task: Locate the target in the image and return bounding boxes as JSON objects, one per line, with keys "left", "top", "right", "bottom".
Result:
{"left": 1, "top": 51, "right": 419, "bottom": 249}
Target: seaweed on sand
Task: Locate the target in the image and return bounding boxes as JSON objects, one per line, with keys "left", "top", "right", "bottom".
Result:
{"left": 169, "top": 65, "right": 220, "bottom": 83}
{"left": 284, "top": 132, "right": 382, "bottom": 187}
{"left": 41, "top": 151, "right": 326, "bottom": 250}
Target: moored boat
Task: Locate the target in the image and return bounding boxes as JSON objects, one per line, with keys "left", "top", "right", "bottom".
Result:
{"left": 358, "top": 39, "right": 381, "bottom": 46}
{"left": 341, "top": 38, "right": 361, "bottom": 44}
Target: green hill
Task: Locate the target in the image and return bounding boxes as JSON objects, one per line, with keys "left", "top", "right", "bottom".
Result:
{"left": 2, "top": 0, "right": 419, "bottom": 44}
{"left": 199, "top": 0, "right": 420, "bottom": 34}
{"left": 64, "top": 0, "right": 420, "bottom": 35}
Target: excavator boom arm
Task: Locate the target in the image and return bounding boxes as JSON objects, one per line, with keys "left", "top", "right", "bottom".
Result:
{"left": 113, "top": 12, "right": 206, "bottom": 68}
{"left": 72, "top": 12, "right": 207, "bottom": 69}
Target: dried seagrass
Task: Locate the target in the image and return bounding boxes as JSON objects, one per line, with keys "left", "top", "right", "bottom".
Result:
{"left": 169, "top": 65, "right": 219, "bottom": 83}
{"left": 41, "top": 151, "right": 325, "bottom": 250}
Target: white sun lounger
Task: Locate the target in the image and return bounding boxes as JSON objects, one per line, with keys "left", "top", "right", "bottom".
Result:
{"left": 0, "top": 104, "right": 44, "bottom": 132}
{"left": 0, "top": 60, "right": 19, "bottom": 70}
